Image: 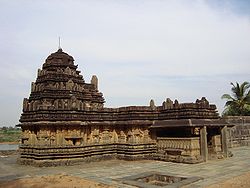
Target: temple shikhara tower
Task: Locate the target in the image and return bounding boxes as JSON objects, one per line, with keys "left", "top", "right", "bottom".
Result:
{"left": 18, "top": 48, "right": 232, "bottom": 166}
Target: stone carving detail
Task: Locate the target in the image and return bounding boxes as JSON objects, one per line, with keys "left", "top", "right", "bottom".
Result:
{"left": 70, "top": 96, "right": 78, "bottom": 110}
{"left": 31, "top": 82, "right": 36, "bottom": 92}
{"left": 28, "top": 101, "right": 34, "bottom": 111}
{"left": 118, "top": 130, "right": 126, "bottom": 143}
{"left": 33, "top": 100, "right": 40, "bottom": 111}
{"left": 54, "top": 82, "right": 59, "bottom": 89}
{"left": 157, "top": 137, "right": 200, "bottom": 156}
{"left": 40, "top": 99, "right": 52, "bottom": 110}
{"left": 36, "top": 84, "right": 44, "bottom": 91}
{"left": 79, "top": 101, "right": 83, "bottom": 110}
{"left": 150, "top": 99, "right": 156, "bottom": 110}
{"left": 40, "top": 70, "right": 46, "bottom": 76}
{"left": 174, "top": 99, "right": 179, "bottom": 107}
{"left": 46, "top": 83, "right": 55, "bottom": 90}
{"left": 23, "top": 98, "right": 29, "bottom": 112}
{"left": 162, "top": 98, "right": 173, "bottom": 109}
{"left": 58, "top": 99, "right": 63, "bottom": 109}
{"left": 166, "top": 98, "right": 173, "bottom": 109}
{"left": 38, "top": 69, "right": 42, "bottom": 76}
{"left": 64, "top": 99, "right": 68, "bottom": 110}
{"left": 66, "top": 79, "right": 74, "bottom": 90}
{"left": 60, "top": 82, "right": 65, "bottom": 90}
{"left": 91, "top": 75, "right": 98, "bottom": 90}
{"left": 193, "top": 127, "right": 200, "bottom": 135}
{"left": 53, "top": 100, "right": 58, "bottom": 109}
{"left": 196, "top": 97, "right": 209, "bottom": 107}
{"left": 65, "top": 67, "right": 71, "bottom": 75}
{"left": 57, "top": 68, "right": 63, "bottom": 74}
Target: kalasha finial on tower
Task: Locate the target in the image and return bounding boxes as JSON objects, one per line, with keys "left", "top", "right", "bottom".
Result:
{"left": 58, "top": 37, "right": 62, "bottom": 52}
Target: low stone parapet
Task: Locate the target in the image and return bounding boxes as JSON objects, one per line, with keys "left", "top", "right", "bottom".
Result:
{"left": 157, "top": 137, "right": 200, "bottom": 156}
{"left": 155, "top": 137, "right": 201, "bottom": 163}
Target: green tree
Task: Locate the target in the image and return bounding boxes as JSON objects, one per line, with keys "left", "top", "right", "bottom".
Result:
{"left": 221, "top": 81, "right": 250, "bottom": 116}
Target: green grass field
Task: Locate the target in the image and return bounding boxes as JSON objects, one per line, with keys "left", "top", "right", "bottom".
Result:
{"left": 0, "top": 128, "right": 21, "bottom": 143}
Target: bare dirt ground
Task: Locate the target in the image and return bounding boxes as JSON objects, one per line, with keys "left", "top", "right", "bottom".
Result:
{"left": 1, "top": 147, "right": 250, "bottom": 188}
{"left": 0, "top": 174, "right": 114, "bottom": 188}
{"left": 1, "top": 172, "right": 250, "bottom": 188}
{"left": 206, "top": 172, "right": 250, "bottom": 188}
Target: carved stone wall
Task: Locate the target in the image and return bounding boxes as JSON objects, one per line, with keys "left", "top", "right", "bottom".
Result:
{"left": 18, "top": 123, "right": 156, "bottom": 166}
{"left": 155, "top": 137, "right": 202, "bottom": 164}
{"left": 157, "top": 137, "right": 200, "bottom": 156}
{"left": 20, "top": 124, "right": 153, "bottom": 147}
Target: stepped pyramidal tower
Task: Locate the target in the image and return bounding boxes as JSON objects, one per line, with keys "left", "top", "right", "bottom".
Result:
{"left": 18, "top": 48, "right": 232, "bottom": 166}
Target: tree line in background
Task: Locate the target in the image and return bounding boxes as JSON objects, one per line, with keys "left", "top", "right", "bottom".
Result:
{"left": 0, "top": 126, "right": 21, "bottom": 143}
{"left": 222, "top": 81, "right": 250, "bottom": 116}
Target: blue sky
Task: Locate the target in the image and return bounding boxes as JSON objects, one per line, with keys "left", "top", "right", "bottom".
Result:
{"left": 0, "top": 0, "right": 249, "bottom": 127}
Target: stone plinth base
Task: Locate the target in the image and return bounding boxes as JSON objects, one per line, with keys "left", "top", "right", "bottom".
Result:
{"left": 17, "top": 143, "right": 156, "bottom": 167}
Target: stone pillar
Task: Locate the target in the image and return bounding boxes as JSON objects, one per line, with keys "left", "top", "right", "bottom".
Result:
{"left": 221, "top": 126, "right": 228, "bottom": 157}
{"left": 200, "top": 126, "right": 208, "bottom": 162}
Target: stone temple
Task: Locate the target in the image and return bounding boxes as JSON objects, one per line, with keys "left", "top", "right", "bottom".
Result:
{"left": 18, "top": 48, "right": 232, "bottom": 166}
